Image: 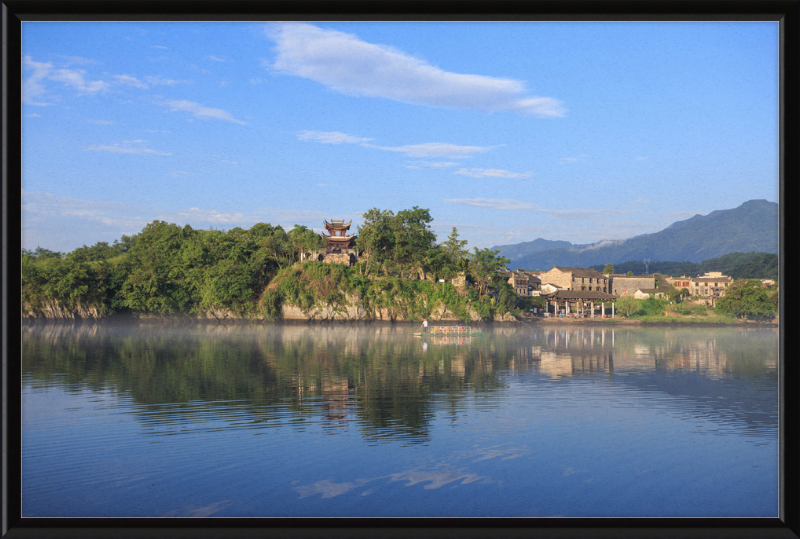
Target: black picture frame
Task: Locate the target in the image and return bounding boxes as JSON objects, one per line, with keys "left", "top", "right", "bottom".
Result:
{"left": 3, "top": 1, "right": 797, "bottom": 538}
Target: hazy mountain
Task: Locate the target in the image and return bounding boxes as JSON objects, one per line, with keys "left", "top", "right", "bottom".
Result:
{"left": 494, "top": 199, "right": 779, "bottom": 271}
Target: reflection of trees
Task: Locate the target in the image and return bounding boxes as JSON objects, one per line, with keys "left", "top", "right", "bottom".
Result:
{"left": 21, "top": 322, "right": 512, "bottom": 444}
{"left": 21, "top": 322, "right": 778, "bottom": 443}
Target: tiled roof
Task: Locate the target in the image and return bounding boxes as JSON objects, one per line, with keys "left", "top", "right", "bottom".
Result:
{"left": 692, "top": 276, "right": 733, "bottom": 283}
{"left": 551, "top": 266, "right": 606, "bottom": 278}
{"left": 545, "top": 290, "right": 617, "bottom": 300}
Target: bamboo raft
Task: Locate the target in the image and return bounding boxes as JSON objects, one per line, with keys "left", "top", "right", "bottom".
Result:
{"left": 403, "top": 325, "right": 484, "bottom": 337}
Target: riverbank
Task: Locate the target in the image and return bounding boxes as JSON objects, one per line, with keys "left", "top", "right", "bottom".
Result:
{"left": 522, "top": 316, "right": 778, "bottom": 328}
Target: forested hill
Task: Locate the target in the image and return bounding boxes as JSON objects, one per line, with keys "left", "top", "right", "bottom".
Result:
{"left": 495, "top": 199, "right": 778, "bottom": 270}
{"left": 21, "top": 208, "right": 518, "bottom": 321}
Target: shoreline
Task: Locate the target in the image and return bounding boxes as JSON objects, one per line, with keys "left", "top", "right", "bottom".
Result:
{"left": 21, "top": 315, "right": 778, "bottom": 329}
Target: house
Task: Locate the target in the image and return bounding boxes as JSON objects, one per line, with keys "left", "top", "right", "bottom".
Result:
{"left": 537, "top": 266, "right": 609, "bottom": 293}
{"left": 608, "top": 274, "right": 656, "bottom": 296}
{"left": 506, "top": 269, "right": 542, "bottom": 296}
{"left": 689, "top": 271, "right": 734, "bottom": 307}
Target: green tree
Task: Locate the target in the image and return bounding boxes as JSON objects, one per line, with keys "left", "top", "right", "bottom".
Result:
{"left": 441, "top": 227, "right": 469, "bottom": 271}
{"left": 603, "top": 263, "right": 614, "bottom": 274}
{"left": 392, "top": 207, "right": 437, "bottom": 278}
{"left": 715, "top": 279, "right": 776, "bottom": 320}
{"left": 626, "top": 270, "right": 634, "bottom": 276}
{"left": 468, "top": 248, "right": 510, "bottom": 300}
{"left": 615, "top": 295, "right": 640, "bottom": 317}
{"left": 357, "top": 208, "right": 396, "bottom": 275}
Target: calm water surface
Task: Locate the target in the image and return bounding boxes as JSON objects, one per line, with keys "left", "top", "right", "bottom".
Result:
{"left": 21, "top": 321, "right": 779, "bottom": 517}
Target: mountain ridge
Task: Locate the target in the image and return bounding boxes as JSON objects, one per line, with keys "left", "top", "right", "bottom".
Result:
{"left": 493, "top": 199, "right": 779, "bottom": 270}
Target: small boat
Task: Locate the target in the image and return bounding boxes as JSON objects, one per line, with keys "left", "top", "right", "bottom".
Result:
{"left": 403, "top": 325, "right": 484, "bottom": 337}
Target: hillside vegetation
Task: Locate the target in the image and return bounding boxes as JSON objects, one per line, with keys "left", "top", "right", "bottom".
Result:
{"left": 589, "top": 252, "right": 779, "bottom": 280}
{"left": 22, "top": 208, "right": 517, "bottom": 321}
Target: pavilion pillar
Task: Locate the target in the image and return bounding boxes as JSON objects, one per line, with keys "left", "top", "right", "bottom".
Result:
{"left": 612, "top": 301, "right": 615, "bottom": 318}
{"left": 591, "top": 301, "right": 595, "bottom": 318}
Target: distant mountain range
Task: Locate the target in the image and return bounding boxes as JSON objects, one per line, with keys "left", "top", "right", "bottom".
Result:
{"left": 492, "top": 199, "right": 779, "bottom": 271}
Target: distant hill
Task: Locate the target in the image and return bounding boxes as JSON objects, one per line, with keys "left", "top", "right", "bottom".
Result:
{"left": 494, "top": 199, "right": 779, "bottom": 270}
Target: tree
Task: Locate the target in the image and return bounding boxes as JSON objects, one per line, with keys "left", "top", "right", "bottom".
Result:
{"left": 715, "top": 279, "right": 776, "bottom": 320}
{"left": 441, "top": 227, "right": 469, "bottom": 271}
{"left": 626, "top": 271, "right": 634, "bottom": 276}
{"left": 357, "top": 208, "right": 396, "bottom": 275}
{"left": 615, "top": 295, "right": 640, "bottom": 317}
{"left": 392, "top": 207, "right": 437, "bottom": 277}
{"left": 468, "top": 248, "right": 510, "bottom": 300}
{"left": 603, "top": 263, "right": 614, "bottom": 274}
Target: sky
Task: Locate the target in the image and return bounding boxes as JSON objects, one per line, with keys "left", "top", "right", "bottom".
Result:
{"left": 20, "top": 21, "right": 779, "bottom": 253}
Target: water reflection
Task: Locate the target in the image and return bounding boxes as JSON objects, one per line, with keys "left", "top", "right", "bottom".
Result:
{"left": 22, "top": 321, "right": 778, "bottom": 444}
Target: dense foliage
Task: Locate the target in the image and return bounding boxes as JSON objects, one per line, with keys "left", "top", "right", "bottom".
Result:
{"left": 591, "top": 252, "right": 779, "bottom": 280}
{"left": 22, "top": 209, "right": 515, "bottom": 321}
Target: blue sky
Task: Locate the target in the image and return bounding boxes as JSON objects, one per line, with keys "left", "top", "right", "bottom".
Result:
{"left": 21, "top": 21, "right": 779, "bottom": 253}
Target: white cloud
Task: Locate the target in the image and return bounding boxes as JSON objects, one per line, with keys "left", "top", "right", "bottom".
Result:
{"left": 23, "top": 55, "right": 110, "bottom": 105}
{"left": 208, "top": 55, "right": 226, "bottom": 62}
{"left": 634, "top": 156, "right": 648, "bottom": 161}
{"left": 297, "top": 130, "right": 373, "bottom": 144}
{"left": 150, "top": 45, "right": 168, "bottom": 50}
{"left": 444, "top": 198, "right": 631, "bottom": 217}
{"left": 114, "top": 74, "right": 188, "bottom": 89}
{"left": 445, "top": 198, "right": 539, "bottom": 211}
{"left": 87, "top": 119, "right": 115, "bottom": 125}
{"left": 453, "top": 168, "right": 532, "bottom": 179}
{"left": 160, "top": 99, "right": 247, "bottom": 125}
{"left": 405, "top": 161, "right": 459, "bottom": 169}
{"left": 114, "top": 74, "right": 149, "bottom": 89}
{"left": 559, "top": 154, "right": 589, "bottom": 164}
{"left": 25, "top": 113, "right": 41, "bottom": 118}
{"left": 267, "top": 23, "right": 566, "bottom": 117}
{"left": 363, "top": 142, "right": 493, "bottom": 158}
{"left": 86, "top": 140, "right": 171, "bottom": 156}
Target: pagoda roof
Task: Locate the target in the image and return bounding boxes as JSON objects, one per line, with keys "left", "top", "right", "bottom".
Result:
{"left": 324, "top": 219, "right": 352, "bottom": 230}
{"left": 322, "top": 233, "right": 355, "bottom": 242}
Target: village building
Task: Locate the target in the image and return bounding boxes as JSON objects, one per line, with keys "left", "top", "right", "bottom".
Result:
{"left": 319, "top": 219, "right": 357, "bottom": 265}
{"left": 505, "top": 269, "right": 542, "bottom": 296}
{"left": 689, "top": 271, "right": 734, "bottom": 307}
{"left": 537, "top": 266, "right": 610, "bottom": 293}
{"left": 608, "top": 274, "right": 656, "bottom": 296}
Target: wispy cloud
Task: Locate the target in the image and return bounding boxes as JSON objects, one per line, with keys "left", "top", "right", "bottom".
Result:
{"left": 363, "top": 142, "right": 493, "bottom": 158}
{"left": 114, "top": 74, "right": 189, "bottom": 89}
{"left": 86, "top": 140, "right": 171, "bottom": 156}
{"left": 559, "top": 154, "right": 589, "bottom": 164}
{"left": 444, "top": 198, "right": 631, "bottom": 217}
{"left": 23, "top": 55, "right": 110, "bottom": 105}
{"left": 87, "top": 119, "right": 115, "bottom": 125}
{"left": 454, "top": 168, "right": 532, "bottom": 179}
{"left": 160, "top": 99, "right": 247, "bottom": 125}
{"left": 267, "top": 23, "right": 566, "bottom": 117}
{"left": 208, "top": 55, "right": 226, "bottom": 62}
{"left": 297, "top": 130, "right": 373, "bottom": 144}
{"left": 405, "top": 161, "right": 459, "bottom": 169}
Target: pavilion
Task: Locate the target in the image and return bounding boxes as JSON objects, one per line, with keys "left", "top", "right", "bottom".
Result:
{"left": 541, "top": 289, "right": 618, "bottom": 318}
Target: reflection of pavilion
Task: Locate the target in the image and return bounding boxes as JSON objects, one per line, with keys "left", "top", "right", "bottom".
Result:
{"left": 321, "top": 376, "right": 353, "bottom": 431}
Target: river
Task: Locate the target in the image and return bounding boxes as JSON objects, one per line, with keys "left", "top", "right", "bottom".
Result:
{"left": 21, "top": 321, "right": 779, "bottom": 517}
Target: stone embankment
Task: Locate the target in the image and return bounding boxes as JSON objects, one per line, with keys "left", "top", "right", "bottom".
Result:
{"left": 22, "top": 299, "right": 518, "bottom": 323}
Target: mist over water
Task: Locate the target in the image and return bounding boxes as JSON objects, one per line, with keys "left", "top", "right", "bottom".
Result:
{"left": 21, "top": 321, "right": 779, "bottom": 517}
